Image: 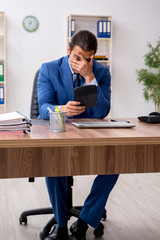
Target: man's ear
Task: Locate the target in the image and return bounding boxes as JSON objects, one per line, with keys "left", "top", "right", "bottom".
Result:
{"left": 67, "top": 46, "right": 71, "bottom": 55}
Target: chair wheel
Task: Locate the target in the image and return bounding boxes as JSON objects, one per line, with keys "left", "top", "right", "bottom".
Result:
{"left": 41, "top": 219, "right": 57, "bottom": 239}
{"left": 19, "top": 216, "right": 27, "bottom": 225}
{"left": 93, "top": 222, "right": 104, "bottom": 237}
{"left": 39, "top": 232, "right": 45, "bottom": 240}
{"left": 39, "top": 225, "right": 53, "bottom": 240}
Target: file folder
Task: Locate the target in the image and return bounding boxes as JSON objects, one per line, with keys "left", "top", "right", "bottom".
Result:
{"left": 0, "top": 87, "right": 4, "bottom": 104}
{"left": 0, "top": 62, "right": 4, "bottom": 82}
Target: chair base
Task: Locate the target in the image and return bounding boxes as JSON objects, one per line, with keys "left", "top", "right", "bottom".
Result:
{"left": 19, "top": 206, "right": 107, "bottom": 240}
{"left": 19, "top": 177, "right": 107, "bottom": 239}
{"left": 19, "top": 207, "right": 53, "bottom": 225}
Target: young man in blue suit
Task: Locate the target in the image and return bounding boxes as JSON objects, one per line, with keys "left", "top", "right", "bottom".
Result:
{"left": 37, "top": 30, "right": 119, "bottom": 240}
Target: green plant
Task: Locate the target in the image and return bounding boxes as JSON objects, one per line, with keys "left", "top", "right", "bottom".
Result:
{"left": 136, "top": 38, "right": 160, "bottom": 111}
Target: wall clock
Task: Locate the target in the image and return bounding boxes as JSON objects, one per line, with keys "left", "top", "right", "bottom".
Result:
{"left": 23, "top": 16, "right": 39, "bottom": 32}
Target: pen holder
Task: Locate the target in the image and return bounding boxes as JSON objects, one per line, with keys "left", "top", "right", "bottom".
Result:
{"left": 49, "top": 111, "right": 66, "bottom": 132}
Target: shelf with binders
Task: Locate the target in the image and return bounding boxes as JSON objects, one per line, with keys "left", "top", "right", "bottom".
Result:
{"left": 0, "top": 60, "right": 5, "bottom": 109}
{"left": 0, "top": 12, "right": 6, "bottom": 113}
{"left": 67, "top": 14, "right": 112, "bottom": 73}
{"left": 95, "top": 37, "right": 112, "bottom": 72}
{"left": 67, "top": 15, "right": 112, "bottom": 39}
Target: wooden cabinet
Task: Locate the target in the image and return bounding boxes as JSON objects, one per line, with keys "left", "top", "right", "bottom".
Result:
{"left": 0, "top": 11, "right": 6, "bottom": 113}
{"left": 67, "top": 14, "right": 112, "bottom": 73}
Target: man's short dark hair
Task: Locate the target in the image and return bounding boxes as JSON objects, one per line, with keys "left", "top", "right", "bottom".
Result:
{"left": 69, "top": 30, "right": 97, "bottom": 54}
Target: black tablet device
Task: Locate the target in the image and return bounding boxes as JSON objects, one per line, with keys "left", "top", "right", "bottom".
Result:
{"left": 74, "top": 85, "right": 97, "bottom": 108}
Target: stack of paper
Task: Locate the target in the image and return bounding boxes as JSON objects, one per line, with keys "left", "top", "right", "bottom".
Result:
{"left": 0, "top": 111, "right": 32, "bottom": 133}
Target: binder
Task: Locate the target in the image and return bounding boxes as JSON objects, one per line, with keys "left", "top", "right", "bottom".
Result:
{"left": 0, "top": 111, "right": 32, "bottom": 132}
{"left": 0, "top": 87, "right": 4, "bottom": 104}
{"left": 97, "top": 20, "right": 103, "bottom": 37}
{"left": 0, "top": 62, "right": 4, "bottom": 82}
{"left": 97, "top": 20, "right": 111, "bottom": 38}
{"left": 106, "top": 21, "right": 111, "bottom": 38}
{"left": 71, "top": 19, "right": 75, "bottom": 36}
{"left": 103, "top": 21, "right": 107, "bottom": 37}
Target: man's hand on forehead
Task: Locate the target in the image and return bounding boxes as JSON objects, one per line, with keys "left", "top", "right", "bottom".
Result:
{"left": 73, "top": 53, "right": 91, "bottom": 63}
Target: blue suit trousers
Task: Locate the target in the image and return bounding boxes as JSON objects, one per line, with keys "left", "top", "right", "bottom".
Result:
{"left": 45, "top": 174, "right": 119, "bottom": 228}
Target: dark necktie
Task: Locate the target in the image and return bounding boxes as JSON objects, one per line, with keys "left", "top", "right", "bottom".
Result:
{"left": 73, "top": 74, "right": 81, "bottom": 88}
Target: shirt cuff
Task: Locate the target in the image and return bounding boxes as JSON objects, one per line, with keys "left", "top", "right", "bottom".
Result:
{"left": 58, "top": 106, "right": 62, "bottom": 111}
{"left": 86, "top": 78, "right": 98, "bottom": 86}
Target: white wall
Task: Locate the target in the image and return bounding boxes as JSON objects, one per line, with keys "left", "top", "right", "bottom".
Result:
{"left": 1, "top": 0, "right": 160, "bottom": 118}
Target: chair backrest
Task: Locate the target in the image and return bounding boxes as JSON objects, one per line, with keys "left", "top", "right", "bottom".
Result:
{"left": 30, "top": 69, "right": 39, "bottom": 119}
{"left": 29, "top": 69, "right": 40, "bottom": 183}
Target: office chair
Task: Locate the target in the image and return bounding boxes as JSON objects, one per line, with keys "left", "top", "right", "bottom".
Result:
{"left": 19, "top": 69, "right": 107, "bottom": 239}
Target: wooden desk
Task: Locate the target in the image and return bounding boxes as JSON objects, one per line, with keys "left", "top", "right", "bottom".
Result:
{"left": 0, "top": 119, "right": 160, "bottom": 179}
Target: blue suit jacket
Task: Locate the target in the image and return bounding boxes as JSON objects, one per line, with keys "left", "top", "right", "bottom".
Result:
{"left": 37, "top": 55, "right": 111, "bottom": 120}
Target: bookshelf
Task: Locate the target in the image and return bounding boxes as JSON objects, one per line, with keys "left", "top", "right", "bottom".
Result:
{"left": 0, "top": 11, "right": 6, "bottom": 113}
{"left": 67, "top": 14, "right": 112, "bottom": 73}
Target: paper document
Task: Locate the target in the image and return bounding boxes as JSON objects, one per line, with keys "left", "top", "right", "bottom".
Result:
{"left": 0, "top": 111, "right": 26, "bottom": 123}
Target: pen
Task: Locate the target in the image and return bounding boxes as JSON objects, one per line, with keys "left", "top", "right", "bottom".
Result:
{"left": 55, "top": 106, "right": 64, "bottom": 131}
